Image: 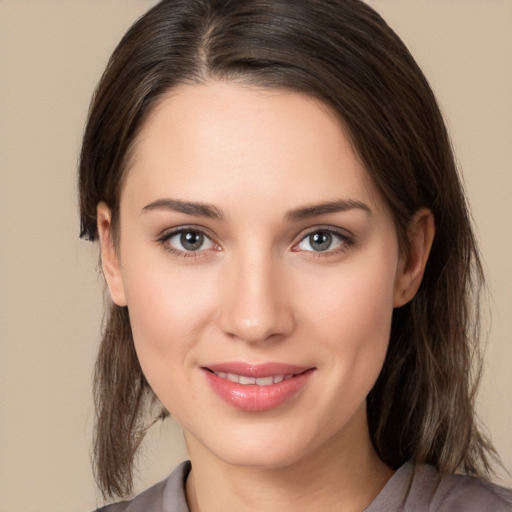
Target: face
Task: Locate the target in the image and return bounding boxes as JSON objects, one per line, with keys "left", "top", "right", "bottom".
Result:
{"left": 99, "top": 82, "right": 427, "bottom": 469}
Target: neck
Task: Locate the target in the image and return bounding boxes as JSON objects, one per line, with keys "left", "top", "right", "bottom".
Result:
{"left": 185, "top": 406, "right": 393, "bottom": 512}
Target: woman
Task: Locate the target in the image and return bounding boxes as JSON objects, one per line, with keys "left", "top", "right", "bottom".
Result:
{"left": 79, "top": 0, "right": 512, "bottom": 510}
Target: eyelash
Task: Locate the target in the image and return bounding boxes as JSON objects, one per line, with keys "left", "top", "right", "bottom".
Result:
{"left": 157, "top": 226, "right": 218, "bottom": 259}
{"left": 291, "top": 227, "right": 354, "bottom": 258}
{"left": 157, "top": 226, "right": 354, "bottom": 259}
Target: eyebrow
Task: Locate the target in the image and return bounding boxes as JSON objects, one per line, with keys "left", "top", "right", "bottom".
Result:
{"left": 285, "top": 199, "right": 372, "bottom": 222}
{"left": 141, "top": 197, "right": 371, "bottom": 222}
{"left": 141, "top": 199, "right": 224, "bottom": 219}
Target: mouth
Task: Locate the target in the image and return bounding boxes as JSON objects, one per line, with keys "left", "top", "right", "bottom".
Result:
{"left": 201, "top": 363, "right": 315, "bottom": 412}
{"left": 206, "top": 370, "right": 302, "bottom": 386}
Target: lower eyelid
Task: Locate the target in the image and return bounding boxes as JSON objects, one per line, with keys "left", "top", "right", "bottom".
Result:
{"left": 164, "top": 247, "right": 204, "bottom": 259}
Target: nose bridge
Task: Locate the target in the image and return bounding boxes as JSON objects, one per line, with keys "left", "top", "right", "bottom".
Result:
{"left": 218, "top": 244, "right": 294, "bottom": 344}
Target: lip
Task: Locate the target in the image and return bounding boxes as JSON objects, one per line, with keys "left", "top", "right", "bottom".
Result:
{"left": 202, "top": 362, "right": 315, "bottom": 412}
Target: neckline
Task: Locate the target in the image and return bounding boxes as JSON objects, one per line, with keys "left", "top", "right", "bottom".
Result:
{"left": 165, "top": 460, "right": 415, "bottom": 512}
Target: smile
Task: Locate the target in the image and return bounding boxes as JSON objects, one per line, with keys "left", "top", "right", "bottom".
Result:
{"left": 202, "top": 363, "right": 315, "bottom": 412}
{"left": 213, "top": 372, "right": 294, "bottom": 386}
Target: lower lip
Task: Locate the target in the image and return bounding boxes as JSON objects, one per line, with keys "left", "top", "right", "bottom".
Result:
{"left": 202, "top": 369, "right": 315, "bottom": 412}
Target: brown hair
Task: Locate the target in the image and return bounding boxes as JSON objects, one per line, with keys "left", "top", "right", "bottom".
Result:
{"left": 79, "top": 0, "right": 496, "bottom": 499}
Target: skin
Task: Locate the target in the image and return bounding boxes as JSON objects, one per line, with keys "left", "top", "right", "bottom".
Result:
{"left": 98, "top": 82, "right": 434, "bottom": 512}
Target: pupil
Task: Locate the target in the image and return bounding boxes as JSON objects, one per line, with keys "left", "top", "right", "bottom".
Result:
{"left": 181, "top": 231, "right": 203, "bottom": 251}
{"left": 310, "top": 232, "right": 331, "bottom": 251}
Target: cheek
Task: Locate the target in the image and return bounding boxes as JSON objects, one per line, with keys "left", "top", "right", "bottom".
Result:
{"left": 122, "top": 264, "right": 222, "bottom": 419}
{"left": 296, "top": 251, "right": 397, "bottom": 388}
{"left": 120, "top": 250, "right": 220, "bottom": 370}
{"left": 303, "top": 256, "right": 396, "bottom": 338}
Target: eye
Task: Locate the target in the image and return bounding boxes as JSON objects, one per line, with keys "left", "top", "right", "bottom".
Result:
{"left": 295, "top": 230, "right": 347, "bottom": 253}
{"left": 163, "top": 229, "right": 216, "bottom": 253}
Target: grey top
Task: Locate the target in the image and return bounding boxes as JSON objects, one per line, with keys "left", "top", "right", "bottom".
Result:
{"left": 97, "top": 460, "right": 512, "bottom": 511}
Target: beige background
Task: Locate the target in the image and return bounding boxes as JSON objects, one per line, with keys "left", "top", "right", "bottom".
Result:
{"left": 0, "top": 1, "right": 510, "bottom": 511}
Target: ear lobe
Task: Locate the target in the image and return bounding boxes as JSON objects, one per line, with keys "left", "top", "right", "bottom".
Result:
{"left": 394, "top": 209, "right": 435, "bottom": 308}
{"left": 97, "top": 202, "right": 127, "bottom": 307}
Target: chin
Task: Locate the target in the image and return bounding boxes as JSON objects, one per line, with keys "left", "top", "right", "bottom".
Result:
{"left": 185, "top": 418, "right": 330, "bottom": 471}
{"left": 215, "top": 444, "right": 308, "bottom": 470}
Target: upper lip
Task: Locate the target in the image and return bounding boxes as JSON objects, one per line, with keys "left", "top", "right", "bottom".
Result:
{"left": 202, "top": 362, "right": 313, "bottom": 378}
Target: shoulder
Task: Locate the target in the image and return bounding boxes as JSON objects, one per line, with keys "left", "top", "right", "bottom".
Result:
{"left": 93, "top": 460, "right": 191, "bottom": 512}
{"left": 407, "top": 463, "right": 512, "bottom": 511}
{"left": 431, "top": 469, "right": 512, "bottom": 511}
{"left": 367, "top": 461, "right": 512, "bottom": 512}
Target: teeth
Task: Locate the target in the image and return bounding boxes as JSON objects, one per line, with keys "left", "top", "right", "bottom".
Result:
{"left": 255, "top": 376, "right": 274, "bottom": 386}
{"left": 214, "top": 372, "right": 294, "bottom": 385}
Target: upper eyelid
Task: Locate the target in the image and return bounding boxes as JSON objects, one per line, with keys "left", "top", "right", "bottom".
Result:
{"left": 157, "top": 225, "right": 216, "bottom": 241}
{"left": 295, "top": 225, "right": 354, "bottom": 242}
{"left": 156, "top": 225, "right": 354, "bottom": 249}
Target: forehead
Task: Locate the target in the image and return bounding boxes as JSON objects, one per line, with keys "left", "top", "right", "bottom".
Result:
{"left": 122, "top": 81, "right": 383, "bottom": 214}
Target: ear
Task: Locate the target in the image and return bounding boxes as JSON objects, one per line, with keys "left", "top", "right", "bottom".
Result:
{"left": 97, "top": 202, "right": 127, "bottom": 307}
{"left": 394, "top": 209, "right": 435, "bottom": 308}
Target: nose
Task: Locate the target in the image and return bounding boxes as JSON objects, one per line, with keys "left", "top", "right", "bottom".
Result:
{"left": 217, "top": 251, "right": 295, "bottom": 345}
